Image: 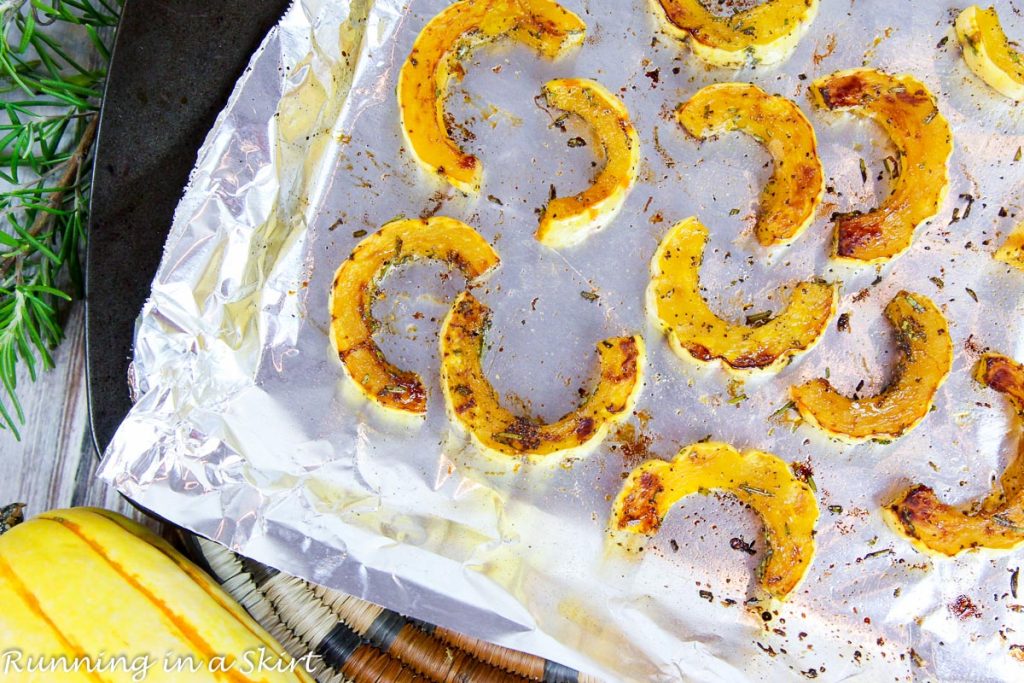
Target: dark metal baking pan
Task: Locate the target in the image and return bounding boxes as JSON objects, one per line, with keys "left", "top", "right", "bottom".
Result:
{"left": 86, "top": 0, "right": 291, "bottom": 455}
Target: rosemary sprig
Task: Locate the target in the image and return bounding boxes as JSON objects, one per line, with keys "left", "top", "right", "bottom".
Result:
{"left": 0, "top": 0, "right": 119, "bottom": 438}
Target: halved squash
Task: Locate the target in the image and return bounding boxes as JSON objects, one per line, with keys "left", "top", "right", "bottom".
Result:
{"left": 647, "top": 217, "right": 837, "bottom": 374}
{"left": 398, "top": 0, "right": 586, "bottom": 193}
{"left": 885, "top": 353, "right": 1024, "bottom": 556}
{"left": 676, "top": 83, "right": 824, "bottom": 248}
{"left": 610, "top": 441, "right": 819, "bottom": 600}
{"left": 536, "top": 78, "right": 640, "bottom": 249}
{"left": 652, "top": 0, "right": 820, "bottom": 67}
{"left": 810, "top": 68, "right": 953, "bottom": 264}
{"left": 330, "top": 217, "right": 499, "bottom": 416}
{"left": 0, "top": 508, "right": 313, "bottom": 683}
{"left": 955, "top": 6, "right": 1024, "bottom": 101}
{"left": 994, "top": 221, "right": 1024, "bottom": 271}
{"left": 790, "top": 291, "right": 953, "bottom": 443}
{"left": 439, "top": 291, "right": 644, "bottom": 457}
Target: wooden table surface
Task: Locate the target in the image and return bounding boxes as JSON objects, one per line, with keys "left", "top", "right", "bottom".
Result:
{"left": 0, "top": 303, "right": 142, "bottom": 521}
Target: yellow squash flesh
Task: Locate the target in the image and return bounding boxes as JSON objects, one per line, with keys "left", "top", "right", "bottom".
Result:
{"left": 536, "top": 78, "right": 640, "bottom": 249}
{"left": 885, "top": 354, "right": 1024, "bottom": 556}
{"left": 0, "top": 508, "right": 312, "bottom": 683}
{"left": 398, "top": 0, "right": 585, "bottom": 193}
{"left": 647, "top": 217, "right": 837, "bottom": 374}
{"left": 790, "top": 291, "right": 953, "bottom": 443}
{"left": 994, "top": 221, "right": 1024, "bottom": 271}
{"left": 330, "top": 217, "right": 499, "bottom": 416}
{"left": 676, "top": 83, "right": 824, "bottom": 248}
{"left": 810, "top": 68, "right": 953, "bottom": 264}
{"left": 610, "top": 441, "right": 819, "bottom": 600}
{"left": 439, "top": 291, "right": 644, "bottom": 457}
{"left": 955, "top": 5, "right": 1024, "bottom": 101}
{"left": 653, "top": 0, "right": 819, "bottom": 67}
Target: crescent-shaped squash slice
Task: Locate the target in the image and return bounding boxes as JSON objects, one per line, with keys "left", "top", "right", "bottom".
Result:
{"left": 398, "top": 0, "right": 586, "bottom": 193}
{"left": 330, "top": 217, "right": 500, "bottom": 416}
{"left": 955, "top": 6, "right": 1024, "bottom": 101}
{"left": 610, "top": 441, "right": 819, "bottom": 600}
{"left": 790, "top": 291, "right": 953, "bottom": 443}
{"left": 995, "top": 221, "right": 1024, "bottom": 271}
{"left": 884, "top": 354, "right": 1024, "bottom": 556}
{"left": 810, "top": 68, "right": 953, "bottom": 264}
{"left": 647, "top": 217, "right": 837, "bottom": 374}
{"left": 676, "top": 83, "right": 824, "bottom": 248}
{"left": 439, "top": 291, "right": 644, "bottom": 457}
{"left": 536, "top": 78, "right": 641, "bottom": 249}
{"left": 652, "top": 0, "right": 820, "bottom": 67}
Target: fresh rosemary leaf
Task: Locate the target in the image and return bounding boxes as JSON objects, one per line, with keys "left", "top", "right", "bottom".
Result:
{"left": 0, "top": 0, "right": 119, "bottom": 438}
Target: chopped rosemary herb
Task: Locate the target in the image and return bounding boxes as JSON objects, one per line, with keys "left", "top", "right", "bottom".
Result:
{"left": 745, "top": 310, "right": 772, "bottom": 326}
{"left": 993, "top": 513, "right": 1024, "bottom": 532}
{"left": 904, "top": 294, "right": 926, "bottom": 313}
{"left": 739, "top": 484, "right": 774, "bottom": 497}
{"left": 492, "top": 431, "right": 521, "bottom": 445}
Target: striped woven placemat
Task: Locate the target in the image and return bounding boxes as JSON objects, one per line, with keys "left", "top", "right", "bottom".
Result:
{"left": 186, "top": 536, "right": 600, "bottom": 683}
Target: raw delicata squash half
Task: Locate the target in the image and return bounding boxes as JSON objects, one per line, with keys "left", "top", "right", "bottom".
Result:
{"left": 330, "top": 217, "right": 499, "bottom": 416}
{"left": 398, "top": 0, "right": 585, "bottom": 193}
{"left": 536, "top": 78, "right": 641, "bottom": 249}
{"left": 885, "top": 353, "right": 1024, "bottom": 556}
{"left": 676, "top": 83, "right": 824, "bottom": 248}
{"left": 439, "top": 291, "right": 644, "bottom": 458}
{"left": 790, "top": 292, "right": 953, "bottom": 443}
{"left": 955, "top": 5, "right": 1024, "bottom": 101}
{"left": 647, "top": 217, "right": 837, "bottom": 374}
{"left": 610, "top": 441, "right": 819, "bottom": 600}
{"left": 810, "top": 68, "right": 953, "bottom": 264}
{"left": 652, "top": 0, "right": 820, "bottom": 67}
{"left": 0, "top": 508, "right": 313, "bottom": 683}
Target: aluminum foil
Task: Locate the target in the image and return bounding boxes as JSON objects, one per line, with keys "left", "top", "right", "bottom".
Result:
{"left": 99, "top": 0, "right": 1024, "bottom": 679}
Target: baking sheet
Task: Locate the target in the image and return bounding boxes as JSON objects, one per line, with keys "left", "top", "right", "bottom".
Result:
{"left": 99, "top": 0, "right": 1024, "bottom": 679}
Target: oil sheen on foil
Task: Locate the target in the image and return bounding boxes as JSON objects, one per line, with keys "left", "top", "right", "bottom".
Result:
{"left": 98, "top": 0, "right": 1024, "bottom": 680}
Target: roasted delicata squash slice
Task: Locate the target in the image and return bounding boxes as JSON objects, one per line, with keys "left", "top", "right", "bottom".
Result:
{"left": 398, "top": 0, "right": 585, "bottom": 193}
{"left": 653, "top": 0, "right": 819, "bottom": 67}
{"left": 995, "top": 222, "right": 1024, "bottom": 271}
{"left": 955, "top": 6, "right": 1024, "bottom": 101}
{"left": 885, "top": 354, "right": 1024, "bottom": 556}
{"left": 810, "top": 68, "right": 953, "bottom": 264}
{"left": 648, "top": 217, "right": 837, "bottom": 374}
{"left": 439, "top": 291, "right": 644, "bottom": 457}
{"left": 790, "top": 292, "right": 952, "bottom": 443}
{"left": 330, "top": 217, "right": 499, "bottom": 415}
{"left": 611, "top": 441, "right": 819, "bottom": 599}
{"left": 676, "top": 83, "right": 824, "bottom": 248}
{"left": 536, "top": 78, "right": 641, "bottom": 249}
